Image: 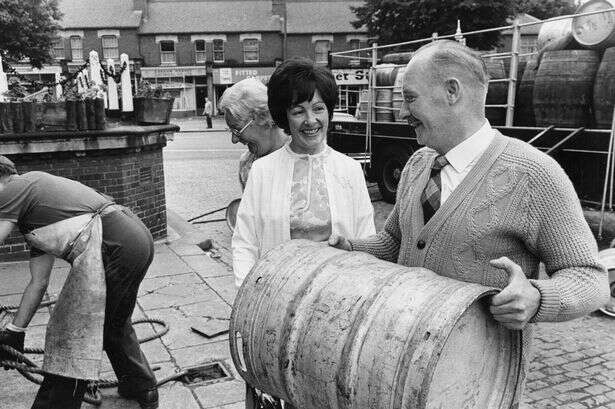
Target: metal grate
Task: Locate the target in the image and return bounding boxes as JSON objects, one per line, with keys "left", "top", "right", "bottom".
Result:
{"left": 180, "top": 361, "right": 233, "bottom": 387}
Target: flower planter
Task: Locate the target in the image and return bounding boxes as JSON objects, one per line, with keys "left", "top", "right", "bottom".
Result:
{"left": 134, "top": 97, "right": 174, "bottom": 125}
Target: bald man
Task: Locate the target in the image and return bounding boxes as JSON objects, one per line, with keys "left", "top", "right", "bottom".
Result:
{"left": 329, "top": 40, "right": 609, "bottom": 400}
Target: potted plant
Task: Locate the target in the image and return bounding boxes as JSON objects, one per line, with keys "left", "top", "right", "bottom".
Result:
{"left": 133, "top": 81, "right": 174, "bottom": 125}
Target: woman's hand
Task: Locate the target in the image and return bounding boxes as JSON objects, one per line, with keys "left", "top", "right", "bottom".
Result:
{"left": 328, "top": 234, "right": 352, "bottom": 251}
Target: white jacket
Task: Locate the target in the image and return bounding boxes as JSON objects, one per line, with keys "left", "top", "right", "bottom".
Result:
{"left": 232, "top": 144, "right": 376, "bottom": 286}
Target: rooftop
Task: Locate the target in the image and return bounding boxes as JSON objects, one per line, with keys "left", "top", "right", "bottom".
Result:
{"left": 286, "top": 1, "right": 366, "bottom": 34}
{"left": 58, "top": 0, "right": 142, "bottom": 28}
{"left": 139, "top": 1, "right": 281, "bottom": 34}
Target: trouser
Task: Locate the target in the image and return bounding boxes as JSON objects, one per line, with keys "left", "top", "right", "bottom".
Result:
{"left": 205, "top": 114, "right": 212, "bottom": 128}
{"left": 31, "top": 208, "right": 156, "bottom": 409}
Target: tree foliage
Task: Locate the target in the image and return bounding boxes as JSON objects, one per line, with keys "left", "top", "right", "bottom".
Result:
{"left": 351, "top": 0, "right": 518, "bottom": 50}
{"left": 514, "top": 0, "right": 577, "bottom": 20}
{"left": 0, "top": 0, "right": 62, "bottom": 68}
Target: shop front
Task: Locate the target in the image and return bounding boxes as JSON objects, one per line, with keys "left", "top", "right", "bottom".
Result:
{"left": 140, "top": 66, "right": 209, "bottom": 117}
{"left": 331, "top": 68, "right": 369, "bottom": 116}
{"left": 212, "top": 66, "right": 275, "bottom": 113}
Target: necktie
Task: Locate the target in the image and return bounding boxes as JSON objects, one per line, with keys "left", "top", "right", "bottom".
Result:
{"left": 421, "top": 155, "right": 449, "bottom": 224}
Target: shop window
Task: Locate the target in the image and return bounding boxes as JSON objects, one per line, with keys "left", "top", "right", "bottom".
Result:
{"left": 243, "top": 38, "right": 259, "bottom": 63}
{"left": 70, "top": 36, "right": 83, "bottom": 61}
{"left": 102, "top": 35, "right": 119, "bottom": 60}
{"left": 52, "top": 38, "right": 64, "bottom": 60}
{"left": 195, "top": 40, "right": 206, "bottom": 63}
{"left": 160, "top": 40, "right": 176, "bottom": 65}
{"left": 213, "top": 39, "right": 224, "bottom": 62}
{"left": 315, "top": 40, "right": 330, "bottom": 65}
{"left": 348, "top": 39, "right": 360, "bottom": 67}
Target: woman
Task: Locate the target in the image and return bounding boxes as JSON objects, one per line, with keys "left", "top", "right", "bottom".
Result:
{"left": 232, "top": 57, "right": 376, "bottom": 287}
{"left": 218, "top": 78, "right": 289, "bottom": 190}
{"left": 0, "top": 157, "right": 158, "bottom": 409}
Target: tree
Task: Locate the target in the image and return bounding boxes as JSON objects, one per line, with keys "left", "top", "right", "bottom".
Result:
{"left": 515, "top": 0, "right": 577, "bottom": 20}
{"left": 0, "top": 0, "right": 62, "bottom": 68}
{"left": 351, "top": 0, "right": 518, "bottom": 50}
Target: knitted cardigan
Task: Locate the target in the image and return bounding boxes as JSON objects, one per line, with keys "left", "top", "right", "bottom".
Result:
{"left": 350, "top": 132, "right": 609, "bottom": 322}
{"left": 232, "top": 144, "right": 376, "bottom": 287}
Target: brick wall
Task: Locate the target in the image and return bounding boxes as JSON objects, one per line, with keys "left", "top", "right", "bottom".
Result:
{"left": 1, "top": 145, "right": 166, "bottom": 261}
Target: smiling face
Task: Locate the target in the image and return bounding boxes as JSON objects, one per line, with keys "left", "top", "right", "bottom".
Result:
{"left": 399, "top": 55, "right": 452, "bottom": 153}
{"left": 286, "top": 89, "right": 329, "bottom": 155}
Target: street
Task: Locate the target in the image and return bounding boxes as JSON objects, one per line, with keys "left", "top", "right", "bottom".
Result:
{"left": 164, "top": 118, "right": 615, "bottom": 409}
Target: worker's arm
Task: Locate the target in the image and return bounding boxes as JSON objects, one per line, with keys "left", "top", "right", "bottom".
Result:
{"left": 12, "top": 254, "right": 55, "bottom": 328}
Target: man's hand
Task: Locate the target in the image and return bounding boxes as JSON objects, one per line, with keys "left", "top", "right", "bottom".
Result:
{"left": 0, "top": 328, "right": 25, "bottom": 368}
{"left": 328, "top": 234, "right": 351, "bottom": 251}
{"left": 489, "top": 257, "right": 541, "bottom": 330}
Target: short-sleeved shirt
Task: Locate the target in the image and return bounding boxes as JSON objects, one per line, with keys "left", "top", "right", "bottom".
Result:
{"left": 0, "top": 172, "right": 112, "bottom": 254}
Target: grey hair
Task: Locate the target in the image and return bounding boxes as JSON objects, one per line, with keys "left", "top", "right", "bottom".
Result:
{"left": 0, "top": 155, "right": 17, "bottom": 177}
{"left": 415, "top": 40, "right": 489, "bottom": 92}
{"left": 218, "top": 78, "right": 276, "bottom": 129}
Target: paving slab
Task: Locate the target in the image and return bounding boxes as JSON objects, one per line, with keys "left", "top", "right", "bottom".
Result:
{"left": 183, "top": 254, "right": 233, "bottom": 278}
{"left": 193, "top": 379, "right": 245, "bottom": 409}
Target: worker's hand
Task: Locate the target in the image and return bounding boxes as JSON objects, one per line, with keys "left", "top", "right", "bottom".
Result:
{"left": 489, "top": 257, "right": 541, "bottom": 330}
{"left": 0, "top": 328, "right": 25, "bottom": 368}
{"left": 328, "top": 234, "right": 351, "bottom": 251}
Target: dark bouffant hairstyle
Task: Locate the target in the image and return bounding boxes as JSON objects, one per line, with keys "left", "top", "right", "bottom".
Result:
{"left": 267, "top": 57, "right": 337, "bottom": 135}
{"left": 0, "top": 156, "right": 18, "bottom": 178}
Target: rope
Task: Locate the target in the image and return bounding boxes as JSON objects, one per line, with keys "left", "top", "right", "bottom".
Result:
{"left": 1, "top": 300, "right": 170, "bottom": 406}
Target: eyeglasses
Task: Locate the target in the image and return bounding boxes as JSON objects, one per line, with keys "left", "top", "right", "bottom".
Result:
{"left": 230, "top": 119, "right": 254, "bottom": 141}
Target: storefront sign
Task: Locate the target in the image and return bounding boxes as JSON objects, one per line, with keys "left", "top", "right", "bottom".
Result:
{"left": 331, "top": 69, "right": 369, "bottom": 85}
{"left": 213, "top": 67, "right": 275, "bottom": 84}
{"left": 141, "top": 66, "right": 207, "bottom": 78}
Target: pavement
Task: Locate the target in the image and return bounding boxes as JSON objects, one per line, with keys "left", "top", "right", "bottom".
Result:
{"left": 0, "top": 116, "right": 614, "bottom": 408}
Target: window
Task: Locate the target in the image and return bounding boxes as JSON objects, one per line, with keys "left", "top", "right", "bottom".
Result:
{"left": 243, "top": 38, "right": 259, "bottom": 63}
{"left": 314, "top": 40, "right": 331, "bottom": 65}
{"left": 102, "top": 35, "right": 119, "bottom": 60}
{"left": 195, "top": 40, "right": 206, "bottom": 63}
{"left": 213, "top": 39, "right": 224, "bottom": 62}
{"left": 52, "top": 38, "right": 64, "bottom": 60}
{"left": 348, "top": 39, "right": 360, "bottom": 67}
{"left": 160, "top": 40, "right": 176, "bottom": 64}
{"left": 70, "top": 36, "right": 83, "bottom": 61}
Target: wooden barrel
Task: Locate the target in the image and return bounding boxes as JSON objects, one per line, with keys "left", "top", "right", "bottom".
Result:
{"left": 593, "top": 47, "right": 615, "bottom": 128}
{"left": 230, "top": 240, "right": 523, "bottom": 409}
{"left": 515, "top": 58, "right": 538, "bottom": 126}
{"left": 375, "top": 88, "right": 394, "bottom": 122}
{"left": 382, "top": 51, "right": 414, "bottom": 65}
{"left": 392, "top": 66, "right": 406, "bottom": 121}
{"left": 537, "top": 18, "right": 575, "bottom": 52}
{"left": 533, "top": 50, "right": 600, "bottom": 127}
{"left": 375, "top": 64, "right": 396, "bottom": 86}
{"left": 572, "top": 0, "right": 615, "bottom": 50}
{"left": 484, "top": 59, "right": 508, "bottom": 126}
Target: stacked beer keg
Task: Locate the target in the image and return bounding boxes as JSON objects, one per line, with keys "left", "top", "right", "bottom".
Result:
{"left": 516, "top": 0, "right": 615, "bottom": 128}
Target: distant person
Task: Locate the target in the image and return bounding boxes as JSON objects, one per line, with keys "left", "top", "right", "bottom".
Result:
{"left": 0, "top": 157, "right": 158, "bottom": 409}
{"left": 218, "top": 78, "right": 289, "bottom": 190}
{"left": 328, "top": 40, "right": 609, "bottom": 405}
{"left": 203, "top": 97, "right": 213, "bottom": 129}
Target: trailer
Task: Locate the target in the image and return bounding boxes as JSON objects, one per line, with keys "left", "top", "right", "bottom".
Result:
{"left": 327, "top": 6, "right": 615, "bottom": 240}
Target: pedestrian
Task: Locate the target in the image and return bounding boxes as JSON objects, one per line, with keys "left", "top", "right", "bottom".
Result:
{"left": 328, "top": 40, "right": 609, "bottom": 404}
{"left": 232, "top": 58, "right": 376, "bottom": 408}
{"left": 203, "top": 96, "right": 213, "bottom": 129}
{"left": 0, "top": 156, "right": 158, "bottom": 409}
{"left": 218, "top": 78, "right": 289, "bottom": 190}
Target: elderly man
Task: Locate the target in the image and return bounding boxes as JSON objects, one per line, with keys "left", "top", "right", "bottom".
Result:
{"left": 329, "top": 39, "right": 609, "bottom": 400}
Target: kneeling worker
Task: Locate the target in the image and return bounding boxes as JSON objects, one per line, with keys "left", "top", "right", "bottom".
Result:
{"left": 0, "top": 156, "right": 158, "bottom": 409}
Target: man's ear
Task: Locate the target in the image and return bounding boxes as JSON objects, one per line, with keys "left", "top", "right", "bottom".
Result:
{"left": 444, "top": 78, "right": 461, "bottom": 104}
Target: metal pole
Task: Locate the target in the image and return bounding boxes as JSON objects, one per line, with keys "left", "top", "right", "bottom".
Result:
{"left": 598, "top": 106, "right": 615, "bottom": 238}
{"left": 505, "top": 18, "right": 520, "bottom": 127}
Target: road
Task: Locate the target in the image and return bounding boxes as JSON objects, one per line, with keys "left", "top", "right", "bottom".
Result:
{"left": 164, "top": 118, "right": 615, "bottom": 409}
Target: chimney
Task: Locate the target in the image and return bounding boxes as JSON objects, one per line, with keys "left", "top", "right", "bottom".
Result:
{"left": 133, "top": 0, "right": 148, "bottom": 20}
{"left": 272, "top": 0, "right": 286, "bottom": 19}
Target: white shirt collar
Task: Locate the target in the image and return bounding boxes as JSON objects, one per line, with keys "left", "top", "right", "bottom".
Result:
{"left": 445, "top": 120, "right": 494, "bottom": 173}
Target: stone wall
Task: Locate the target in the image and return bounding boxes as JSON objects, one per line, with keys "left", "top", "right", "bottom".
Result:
{"left": 0, "top": 125, "right": 177, "bottom": 261}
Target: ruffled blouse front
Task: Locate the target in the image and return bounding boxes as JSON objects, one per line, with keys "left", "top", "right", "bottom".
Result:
{"left": 288, "top": 144, "right": 332, "bottom": 241}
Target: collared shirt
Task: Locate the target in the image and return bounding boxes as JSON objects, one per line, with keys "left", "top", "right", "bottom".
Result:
{"left": 440, "top": 120, "right": 495, "bottom": 204}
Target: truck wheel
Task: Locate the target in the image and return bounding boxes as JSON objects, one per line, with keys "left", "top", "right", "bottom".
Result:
{"left": 377, "top": 147, "right": 411, "bottom": 203}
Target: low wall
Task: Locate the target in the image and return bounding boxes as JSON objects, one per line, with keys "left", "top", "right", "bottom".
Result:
{"left": 0, "top": 124, "right": 178, "bottom": 261}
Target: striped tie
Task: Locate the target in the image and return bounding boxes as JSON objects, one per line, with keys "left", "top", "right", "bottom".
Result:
{"left": 421, "top": 155, "right": 449, "bottom": 224}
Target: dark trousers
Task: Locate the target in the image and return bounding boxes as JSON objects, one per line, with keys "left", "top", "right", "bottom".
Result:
{"left": 31, "top": 209, "right": 156, "bottom": 409}
{"left": 205, "top": 114, "right": 212, "bottom": 128}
